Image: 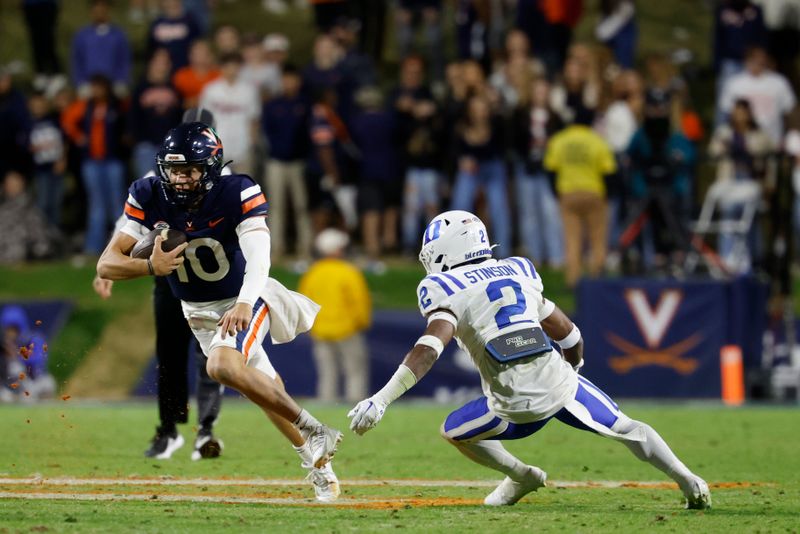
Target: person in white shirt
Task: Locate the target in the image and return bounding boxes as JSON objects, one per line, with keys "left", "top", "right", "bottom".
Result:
{"left": 200, "top": 52, "right": 260, "bottom": 176}
{"left": 240, "top": 33, "right": 288, "bottom": 101}
{"left": 720, "top": 46, "right": 796, "bottom": 145}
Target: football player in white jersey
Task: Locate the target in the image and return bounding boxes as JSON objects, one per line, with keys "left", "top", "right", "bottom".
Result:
{"left": 348, "top": 210, "right": 711, "bottom": 509}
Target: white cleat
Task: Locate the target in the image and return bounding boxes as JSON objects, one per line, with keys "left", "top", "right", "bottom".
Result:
{"left": 304, "top": 425, "right": 343, "bottom": 468}
{"left": 684, "top": 477, "right": 712, "bottom": 510}
{"left": 307, "top": 462, "right": 341, "bottom": 502}
{"left": 484, "top": 466, "right": 547, "bottom": 506}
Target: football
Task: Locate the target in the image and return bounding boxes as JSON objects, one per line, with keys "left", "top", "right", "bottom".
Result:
{"left": 130, "top": 228, "right": 187, "bottom": 259}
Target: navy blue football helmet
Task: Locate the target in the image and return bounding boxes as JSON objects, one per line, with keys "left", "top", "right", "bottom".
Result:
{"left": 156, "top": 122, "right": 224, "bottom": 206}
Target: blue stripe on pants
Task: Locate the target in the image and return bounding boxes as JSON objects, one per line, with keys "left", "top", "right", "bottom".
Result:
{"left": 443, "top": 379, "right": 623, "bottom": 443}
{"left": 445, "top": 396, "right": 551, "bottom": 441}
{"left": 570, "top": 383, "right": 619, "bottom": 429}
{"left": 460, "top": 416, "right": 503, "bottom": 441}
{"left": 443, "top": 397, "right": 492, "bottom": 436}
{"left": 578, "top": 375, "right": 619, "bottom": 410}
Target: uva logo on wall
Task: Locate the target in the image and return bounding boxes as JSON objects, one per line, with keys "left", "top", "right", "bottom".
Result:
{"left": 605, "top": 289, "right": 703, "bottom": 375}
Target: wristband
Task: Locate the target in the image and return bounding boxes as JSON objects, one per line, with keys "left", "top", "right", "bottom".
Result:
{"left": 427, "top": 310, "right": 458, "bottom": 328}
{"left": 147, "top": 258, "right": 155, "bottom": 276}
{"left": 556, "top": 324, "right": 581, "bottom": 350}
{"left": 373, "top": 364, "right": 417, "bottom": 405}
{"left": 416, "top": 335, "right": 444, "bottom": 358}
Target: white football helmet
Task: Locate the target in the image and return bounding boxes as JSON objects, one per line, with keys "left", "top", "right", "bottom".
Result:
{"left": 418, "top": 210, "right": 494, "bottom": 274}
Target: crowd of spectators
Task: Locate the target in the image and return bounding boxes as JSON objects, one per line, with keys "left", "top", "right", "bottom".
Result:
{"left": 3, "top": 0, "right": 800, "bottom": 283}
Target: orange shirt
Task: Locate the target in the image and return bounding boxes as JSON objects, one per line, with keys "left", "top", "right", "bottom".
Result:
{"left": 681, "top": 111, "right": 705, "bottom": 143}
{"left": 61, "top": 99, "right": 87, "bottom": 146}
{"left": 540, "top": 0, "right": 583, "bottom": 27}
{"left": 172, "top": 67, "right": 220, "bottom": 103}
{"left": 61, "top": 99, "right": 108, "bottom": 159}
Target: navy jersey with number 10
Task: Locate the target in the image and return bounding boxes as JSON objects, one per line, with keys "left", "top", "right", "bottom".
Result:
{"left": 123, "top": 174, "right": 268, "bottom": 302}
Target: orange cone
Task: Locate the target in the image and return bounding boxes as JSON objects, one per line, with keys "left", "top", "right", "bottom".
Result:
{"left": 720, "top": 345, "right": 745, "bottom": 406}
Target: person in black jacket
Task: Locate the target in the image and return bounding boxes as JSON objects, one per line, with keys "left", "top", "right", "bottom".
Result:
{"left": 391, "top": 56, "right": 444, "bottom": 256}
{"left": 450, "top": 93, "right": 512, "bottom": 258}
{"left": 129, "top": 49, "right": 183, "bottom": 179}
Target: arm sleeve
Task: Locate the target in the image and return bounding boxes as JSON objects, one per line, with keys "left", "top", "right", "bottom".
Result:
{"left": 236, "top": 217, "right": 271, "bottom": 305}
{"left": 119, "top": 219, "right": 149, "bottom": 240}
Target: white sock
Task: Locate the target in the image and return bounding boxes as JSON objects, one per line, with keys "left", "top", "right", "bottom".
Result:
{"left": 618, "top": 417, "right": 696, "bottom": 493}
{"left": 293, "top": 440, "right": 313, "bottom": 468}
{"left": 450, "top": 439, "right": 532, "bottom": 481}
{"left": 293, "top": 409, "right": 321, "bottom": 432}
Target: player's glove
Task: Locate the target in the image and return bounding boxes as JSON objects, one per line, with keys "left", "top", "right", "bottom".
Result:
{"left": 347, "top": 397, "right": 386, "bottom": 435}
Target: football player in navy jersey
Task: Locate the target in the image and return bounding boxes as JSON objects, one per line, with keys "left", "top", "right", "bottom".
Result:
{"left": 97, "top": 122, "right": 342, "bottom": 501}
{"left": 93, "top": 107, "right": 230, "bottom": 462}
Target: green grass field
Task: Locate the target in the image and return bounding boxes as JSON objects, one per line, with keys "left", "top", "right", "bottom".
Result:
{"left": 1, "top": 401, "right": 797, "bottom": 533}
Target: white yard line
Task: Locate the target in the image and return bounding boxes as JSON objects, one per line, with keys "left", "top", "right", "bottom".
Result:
{"left": 0, "top": 476, "right": 681, "bottom": 489}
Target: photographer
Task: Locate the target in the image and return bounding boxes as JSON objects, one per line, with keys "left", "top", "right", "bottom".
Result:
{"left": 626, "top": 108, "right": 696, "bottom": 272}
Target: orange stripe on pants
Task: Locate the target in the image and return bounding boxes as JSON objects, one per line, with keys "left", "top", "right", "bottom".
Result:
{"left": 244, "top": 305, "right": 269, "bottom": 362}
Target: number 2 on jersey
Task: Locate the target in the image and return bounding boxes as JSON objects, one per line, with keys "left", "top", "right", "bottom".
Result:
{"left": 419, "top": 286, "right": 432, "bottom": 309}
{"left": 485, "top": 279, "right": 527, "bottom": 329}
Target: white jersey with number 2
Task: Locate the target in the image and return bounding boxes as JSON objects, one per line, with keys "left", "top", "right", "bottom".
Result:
{"left": 417, "top": 257, "right": 578, "bottom": 423}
